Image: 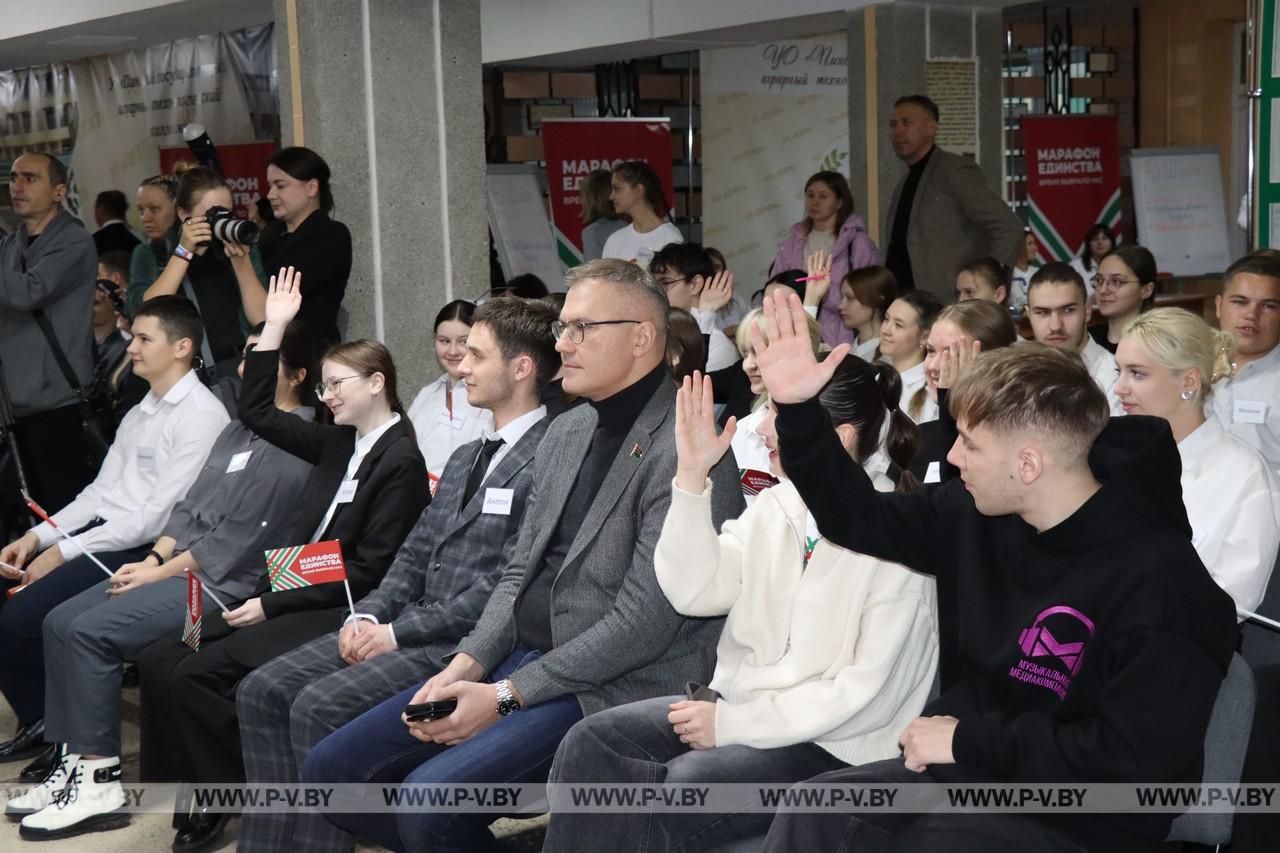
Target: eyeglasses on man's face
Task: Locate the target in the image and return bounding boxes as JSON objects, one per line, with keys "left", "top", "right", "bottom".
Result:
{"left": 550, "top": 319, "right": 640, "bottom": 345}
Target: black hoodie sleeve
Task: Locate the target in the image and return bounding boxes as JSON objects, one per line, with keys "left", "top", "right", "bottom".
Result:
{"left": 951, "top": 627, "right": 1224, "bottom": 783}
{"left": 776, "top": 397, "right": 950, "bottom": 575}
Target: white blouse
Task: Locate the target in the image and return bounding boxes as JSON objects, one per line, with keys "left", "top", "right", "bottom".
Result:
{"left": 1179, "top": 414, "right": 1280, "bottom": 618}
{"left": 898, "top": 360, "right": 937, "bottom": 425}
{"left": 406, "top": 375, "right": 494, "bottom": 483}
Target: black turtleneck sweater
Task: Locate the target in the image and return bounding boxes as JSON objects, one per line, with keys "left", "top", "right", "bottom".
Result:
{"left": 514, "top": 364, "right": 667, "bottom": 652}
{"left": 885, "top": 145, "right": 936, "bottom": 291}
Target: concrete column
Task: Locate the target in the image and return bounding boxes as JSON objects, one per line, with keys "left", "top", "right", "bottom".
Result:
{"left": 273, "top": 0, "right": 486, "bottom": 390}
{"left": 846, "top": 3, "right": 1004, "bottom": 249}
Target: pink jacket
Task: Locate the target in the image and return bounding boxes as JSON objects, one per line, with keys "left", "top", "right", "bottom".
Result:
{"left": 770, "top": 215, "right": 880, "bottom": 347}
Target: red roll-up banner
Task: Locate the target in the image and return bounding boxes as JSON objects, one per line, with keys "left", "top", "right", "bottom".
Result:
{"left": 1021, "top": 115, "right": 1121, "bottom": 262}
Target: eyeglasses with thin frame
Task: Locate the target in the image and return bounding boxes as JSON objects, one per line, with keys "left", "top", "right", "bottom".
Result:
{"left": 551, "top": 319, "right": 641, "bottom": 344}
{"left": 316, "top": 374, "right": 370, "bottom": 397}
{"left": 1091, "top": 275, "right": 1141, "bottom": 291}
{"left": 655, "top": 276, "right": 689, "bottom": 291}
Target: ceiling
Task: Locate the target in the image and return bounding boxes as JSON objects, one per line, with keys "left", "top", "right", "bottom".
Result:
{"left": 0, "top": 0, "right": 272, "bottom": 72}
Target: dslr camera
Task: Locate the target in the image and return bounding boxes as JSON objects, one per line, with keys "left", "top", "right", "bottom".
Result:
{"left": 203, "top": 205, "right": 259, "bottom": 245}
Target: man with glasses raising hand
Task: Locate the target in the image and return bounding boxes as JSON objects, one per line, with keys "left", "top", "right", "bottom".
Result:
{"left": 304, "top": 258, "right": 744, "bottom": 852}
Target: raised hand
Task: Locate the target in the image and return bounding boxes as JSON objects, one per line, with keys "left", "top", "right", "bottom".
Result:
{"left": 802, "top": 250, "right": 833, "bottom": 306}
{"left": 699, "top": 270, "right": 735, "bottom": 314}
{"left": 937, "top": 338, "right": 982, "bottom": 391}
{"left": 674, "top": 372, "right": 736, "bottom": 494}
{"left": 751, "top": 293, "right": 849, "bottom": 404}
{"left": 264, "top": 266, "right": 303, "bottom": 328}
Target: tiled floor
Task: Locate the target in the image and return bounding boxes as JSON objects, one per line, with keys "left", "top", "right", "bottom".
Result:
{"left": 0, "top": 688, "right": 547, "bottom": 851}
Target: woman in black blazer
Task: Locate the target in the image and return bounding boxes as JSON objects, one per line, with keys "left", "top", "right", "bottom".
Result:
{"left": 260, "top": 147, "right": 353, "bottom": 345}
{"left": 134, "top": 268, "right": 428, "bottom": 850}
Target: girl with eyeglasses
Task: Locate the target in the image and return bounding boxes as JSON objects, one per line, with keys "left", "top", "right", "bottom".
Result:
{"left": 406, "top": 300, "right": 494, "bottom": 493}
{"left": 130, "top": 267, "right": 428, "bottom": 848}
{"left": 1090, "top": 244, "right": 1158, "bottom": 355}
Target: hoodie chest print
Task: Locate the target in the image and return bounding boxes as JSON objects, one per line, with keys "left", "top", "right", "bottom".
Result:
{"left": 1008, "top": 605, "right": 1095, "bottom": 701}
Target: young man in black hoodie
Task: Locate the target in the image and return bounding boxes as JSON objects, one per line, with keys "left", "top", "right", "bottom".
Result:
{"left": 752, "top": 292, "right": 1237, "bottom": 853}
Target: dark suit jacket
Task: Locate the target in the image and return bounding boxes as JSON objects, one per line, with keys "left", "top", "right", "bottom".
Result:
{"left": 260, "top": 211, "right": 353, "bottom": 344}
{"left": 93, "top": 221, "right": 140, "bottom": 256}
{"left": 357, "top": 415, "right": 549, "bottom": 670}
{"left": 885, "top": 146, "right": 1023, "bottom": 302}
{"left": 455, "top": 377, "right": 745, "bottom": 715}
{"left": 238, "top": 348, "right": 429, "bottom": 629}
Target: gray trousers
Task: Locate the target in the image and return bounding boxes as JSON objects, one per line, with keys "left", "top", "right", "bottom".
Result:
{"left": 235, "top": 630, "right": 439, "bottom": 852}
{"left": 542, "top": 695, "right": 849, "bottom": 853}
{"left": 43, "top": 576, "right": 222, "bottom": 756}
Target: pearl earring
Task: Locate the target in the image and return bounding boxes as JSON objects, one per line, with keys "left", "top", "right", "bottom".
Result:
{"left": 1179, "top": 389, "right": 1195, "bottom": 401}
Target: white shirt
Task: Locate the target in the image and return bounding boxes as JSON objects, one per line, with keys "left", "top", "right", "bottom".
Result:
{"left": 730, "top": 407, "right": 772, "bottom": 475}
{"left": 853, "top": 337, "right": 881, "bottom": 362}
{"left": 898, "top": 361, "right": 937, "bottom": 424}
{"left": 310, "top": 413, "right": 401, "bottom": 542}
{"left": 690, "top": 307, "right": 740, "bottom": 373}
{"left": 1068, "top": 257, "right": 1099, "bottom": 299}
{"left": 601, "top": 221, "right": 684, "bottom": 269}
{"left": 1080, "top": 336, "right": 1124, "bottom": 416}
{"left": 1179, "top": 414, "right": 1280, "bottom": 617}
{"left": 1213, "top": 344, "right": 1280, "bottom": 476}
{"left": 407, "top": 376, "right": 493, "bottom": 479}
{"left": 476, "top": 405, "right": 547, "bottom": 482}
{"left": 34, "top": 370, "right": 228, "bottom": 559}
{"left": 1009, "top": 265, "right": 1037, "bottom": 313}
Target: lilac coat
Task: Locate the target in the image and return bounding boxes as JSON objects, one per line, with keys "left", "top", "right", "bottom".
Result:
{"left": 770, "top": 215, "right": 880, "bottom": 346}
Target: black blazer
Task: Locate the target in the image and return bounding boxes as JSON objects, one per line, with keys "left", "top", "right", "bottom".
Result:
{"left": 238, "top": 348, "right": 429, "bottom": 620}
{"left": 260, "top": 211, "right": 353, "bottom": 344}
{"left": 93, "top": 222, "right": 140, "bottom": 256}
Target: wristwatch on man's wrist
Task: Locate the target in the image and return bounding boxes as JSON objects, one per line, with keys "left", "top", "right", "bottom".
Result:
{"left": 495, "top": 679, "right": 520, "bottom": 716}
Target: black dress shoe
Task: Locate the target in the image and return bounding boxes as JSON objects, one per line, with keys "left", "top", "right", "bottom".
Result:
{"left": 172, "top": 810, "right": 230, "bottom": 852}
{"left": 17, "top": 744, "right": 57, "bottom": 783}
{"left": 0, "top": 719, "right": 46, "bottom": 761}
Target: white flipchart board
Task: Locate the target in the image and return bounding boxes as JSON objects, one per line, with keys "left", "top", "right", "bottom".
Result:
{"left": 1130, "top": 147, "right": 1232, "bottom": 275}
{"left": 485, "top": 167, "right": 565, "bottom": 291}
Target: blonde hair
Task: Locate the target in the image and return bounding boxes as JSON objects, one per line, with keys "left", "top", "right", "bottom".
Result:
{"left": 579, "top": 169, "right": 616, "bottom": 225}
{"left": 1120, "top": 307, "right": 1236, "bottom": 403}
{"left": 735, "top": 308, "right": 825, "bottom": 411}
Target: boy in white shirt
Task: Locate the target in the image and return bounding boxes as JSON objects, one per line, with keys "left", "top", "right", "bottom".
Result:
{"left": 0, "top": 295, "right": 227, "bottom": 774}
{"left": 1025, "top": 262, "right": 1124, "bottom": 416}
{"left": 1213, "top": 253, "right": 1280, "bottom": 474}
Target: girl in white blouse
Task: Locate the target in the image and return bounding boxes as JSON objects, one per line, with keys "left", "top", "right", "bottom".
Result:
{"left": 1115, "top": 307, "right": 1280, "bottom": 616}
{"left": 406, "top": 300, "right": 493, "bottom": 490}
{"left": 879, "top": 291, "right": 943, "bottom": 425}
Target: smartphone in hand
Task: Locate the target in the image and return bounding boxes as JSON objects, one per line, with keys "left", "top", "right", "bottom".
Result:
{"left": 404, "top": 699, "right": 459, "bottom": 722}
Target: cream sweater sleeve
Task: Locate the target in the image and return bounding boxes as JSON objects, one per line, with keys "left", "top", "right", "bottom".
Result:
{"left": 715, "top": 583, "right": 938, "bottom": 751}
{"left": 654, "top": 478, "right": 747, "bottom": 617}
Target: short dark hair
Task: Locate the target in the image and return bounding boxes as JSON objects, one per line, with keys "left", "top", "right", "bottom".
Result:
{"left": 1224, "top": 253, "right": 1280, "bottom": 289}
{"left": 134, "top": 295, "right": 204, "bottom": 354}
{"left": 1029, "top": 261, "right": 1088, "bottom": 303}
{"left": 434, "top": 299, "right": 475, "bottom": 332}
{"left": 503, "top": 273, "right": 548, "bottom": 299}
{"left": 95, "top": 190, "right": 129, "bottom": 219}
{"left": 98, "top": 250, "right": 131, "bottom": 280}
{"left": 267, "top": 146, "right": 335, "bottom": 214}
{"left": 20, "top": 151, "right": 67, "bottom": 188}
{"left": 894, "top": 95, "right": 940, "bottom": 122}
{"left": 472, "top": 297, "right": 561, "bottom": 390}
{"left": 649, "top": 243, "right": 715, "bottom": 284}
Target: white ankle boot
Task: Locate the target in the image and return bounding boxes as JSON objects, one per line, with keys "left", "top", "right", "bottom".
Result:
{"left": 19, "top": 755, "right": 129, "bottom": 839}
{"left": 4, "top": 746, "right": 79, "bottom": 819}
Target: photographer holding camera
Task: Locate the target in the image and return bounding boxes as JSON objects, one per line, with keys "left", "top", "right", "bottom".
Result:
{"left": 130, "top": 164, "right": 267, "bottom": 381}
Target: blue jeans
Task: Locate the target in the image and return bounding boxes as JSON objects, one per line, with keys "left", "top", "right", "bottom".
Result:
{"left": 302, "top": 648, "right": 583, "bottom": 853}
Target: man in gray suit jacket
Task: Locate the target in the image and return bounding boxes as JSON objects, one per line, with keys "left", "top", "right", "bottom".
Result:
{"left": 303, "top": 259, "right": 744, "bottom": 853}
{"left": 0, "top": 152, "right": 98, "bottom": 510}
{"left": 883, "top": 95, "right": 1023, "bottom": 303}
{"left": 233, "top": 298, "right": 561, "bottom": 852}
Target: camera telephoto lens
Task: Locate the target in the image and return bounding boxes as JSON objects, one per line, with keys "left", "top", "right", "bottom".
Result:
{"left": 204, "top": 205, "right": 260, "bottom": 245}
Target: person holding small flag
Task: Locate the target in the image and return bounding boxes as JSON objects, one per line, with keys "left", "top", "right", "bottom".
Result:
{"left": 3, "top": 322, "right": 319, "bottom": 840}
{"left": 0, "top": 296, "right": 227, "bottom": 801}
{"left": 131, "top": 267, "right": 427, "bottom": 851}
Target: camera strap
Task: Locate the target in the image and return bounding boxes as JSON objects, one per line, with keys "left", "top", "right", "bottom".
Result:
{"left": 179, "top": 274, "right": 219, "bottom": 377}
{"left": 31, "top": 308, "right": 89, "bottom": 400}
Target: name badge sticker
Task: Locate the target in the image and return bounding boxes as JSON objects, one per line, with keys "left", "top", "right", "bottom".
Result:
{"left": 138, "top": 447, "right": 157, "bottom": 469}
{"left": 924, "top": 461, "right": 941, "bottom": 484}
{"left": 483, "top": 487, "right": 514, "bottom": 515}
{"left": 435, "top": 407, "right": 453, "bottom": 425}
{"left": 336, "top": 480, "right": 359, "bottom": 504}
{"left": 226, "top": 451, "right": 252, "bottom": 474}
{"left": 1234, "top": 400, "right": 1268, "bottom": 425}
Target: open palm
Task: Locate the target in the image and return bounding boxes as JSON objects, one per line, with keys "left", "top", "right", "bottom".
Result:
{"left": 751, "top": 293, "right": 849, "bottom": 404}
{"left": 674, "top": 373, "right": 736, "bottom": 493}
{"left": 265, "top": 265, "right": 303, "bottom": 326}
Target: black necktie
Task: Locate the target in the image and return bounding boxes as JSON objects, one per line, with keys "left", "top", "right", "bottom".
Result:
{"left": 462, "top": 438, "right": 504, "bottom": 505}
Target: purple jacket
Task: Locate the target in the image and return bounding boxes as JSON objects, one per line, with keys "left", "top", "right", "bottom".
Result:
{"left": 770, "top": 215, "right": 880, "bottom": 346}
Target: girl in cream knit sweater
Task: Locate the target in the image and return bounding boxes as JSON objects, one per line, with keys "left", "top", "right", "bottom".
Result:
{"left": 544, "top": 361, "right": 939, "bottom": 852}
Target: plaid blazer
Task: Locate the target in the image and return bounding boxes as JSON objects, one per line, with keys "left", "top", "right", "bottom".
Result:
{"left": 354, "top": 414, "right": 550, "bottom": 670}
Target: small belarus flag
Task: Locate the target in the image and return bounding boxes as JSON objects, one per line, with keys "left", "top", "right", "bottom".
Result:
{"left": 265, "top": 540, "right": 348, "bottom": 591}
{"left": 182, "top": 570, "right": 202, "bottom": 651}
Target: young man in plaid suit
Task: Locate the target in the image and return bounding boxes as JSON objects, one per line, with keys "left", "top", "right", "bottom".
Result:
{"left": 229, "top": 297, "right": 560, "bottom": 853}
